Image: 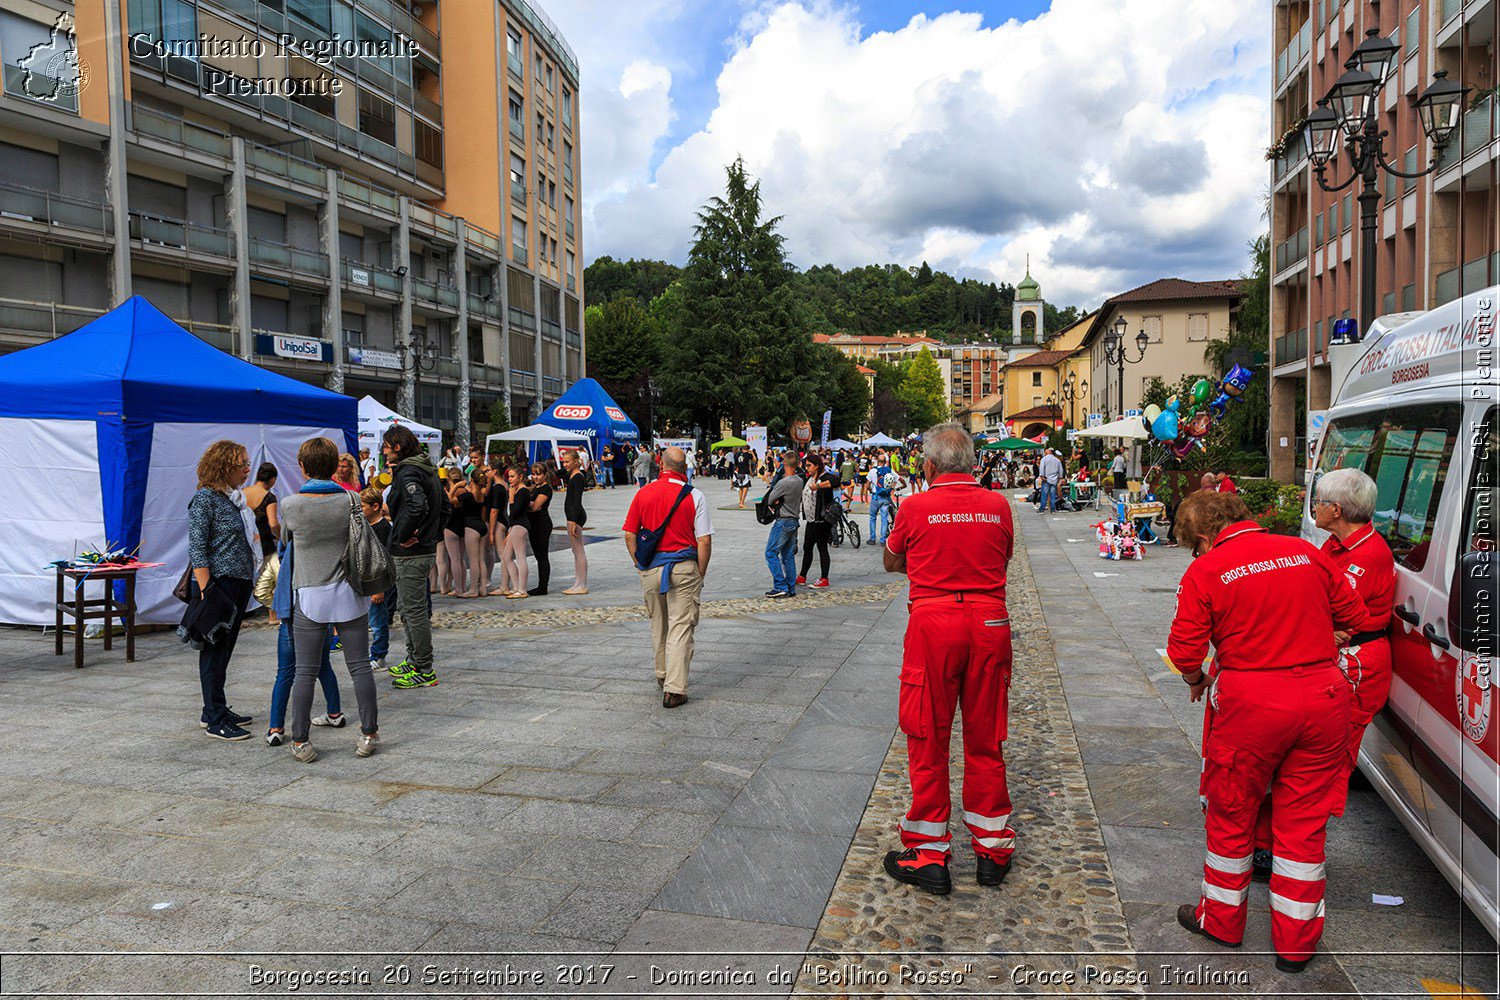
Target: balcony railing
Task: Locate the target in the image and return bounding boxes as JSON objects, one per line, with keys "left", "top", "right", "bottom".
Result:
{"left": 342, "top": 259, "right": 402, "bottom": 295}
{"left": 1274, "top": 328, "right": 1308, "bottom": 366}
{"left": 246, "top": 142, "right": 324, "bottom": 189}
{"left": 510, "top": 308, "right": 538, "bottom": 331}
{"left": 129, "top": 213, "right": 234, "bottom": 257}
{"left": 512, "top": 245, "right": 529, "bottom": 266}
{"left": 566, "top": 274, "right": 576, "bottom": 292}
{"left": 563, "top": 163, "right": 574, "bottom": 186}
{"left": 541, "top": 318, "right": 562, "bottom": 340}
{"left": 177, "top": 318, "right": 236, "bottom": 351}
{"left": 512, "top": 369, "right": 538, "bottom": 392}
{"left": 1435, "top": 252, "right": 1500, "bottom": 306}
{"left": 468, "top": 293, "right": 501, "bottom": 320}
{"left": 248, "top": 237, "right": 330, "bottom": 278}
{"left": 0, "top": 181, "right": 111, "bottom": 236}
{"left": 1273, "top": 129, "right": 1309, "bottom": 183}
{"left": 1275, "top": 20, "right": 1312, "bottom": 86}
{"left": 509, "top": 118, "right": 525, "bottom": 143}
{"left": 472, "top": 362, "right": 507, "bottom": 385}
{"left": 565, "top": 219, "right": 575, "bottom": 240}
{"left": 409, "top": 202, "right": 459, "bottom": 240}
{"left": 511, "top": 180, "right": 527, "bottom": 206}
{"left": 542, "top": 375, "right": 565, "bottom": 397}
{"left": 337, "top": 175, "right": 401, "bottom": 218}
{"left": 131, "top": 105, "right": 233, "bottom": 161}
{"left": 467, "top": 225, "right": 501, "bottom": 259}
{"left": 1, "top": 64, "right": 78, "bottom": 113}
{"left": 566, "top": 329, "right": 582, "bottom": 348}
{"left": 1438, "top": 0, "right": 1464, "bottom": 27}
{"left": 411, "top": 276, "right": 459, "bottom": 310}
{"left": 1461, "top": 95, "right": 1497, "bottom": 160}
{"left": 1274, "top": 227, "right": 1309, "bottom": 273}
{"left": 432, "top": 356, "right": 461, "bottom": 379}
{"left": 0, "top": 296, "right": 106, "bottom": 338}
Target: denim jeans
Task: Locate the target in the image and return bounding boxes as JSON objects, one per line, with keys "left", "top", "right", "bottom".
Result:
{"left": 368, "top": 588, "right": 394, "bottom": 662}
{"left": 269, "top": 619, "right": 340, "bottom": 732}
{"left": 868, "top": 498, "right": 893, "bottom": 545}
{"left": 765, "top": 519, "right": 799, "bottom": 594}
{"left": 1039, "top": 480, "right": 1059, "bottom": 513}
{"left": 601, "top": 465, "right": 614, "bottom": 487}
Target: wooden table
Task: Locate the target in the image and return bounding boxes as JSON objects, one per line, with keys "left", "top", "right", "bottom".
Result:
{"left": 54, "top": 565, "right": 138, "bottom": 669}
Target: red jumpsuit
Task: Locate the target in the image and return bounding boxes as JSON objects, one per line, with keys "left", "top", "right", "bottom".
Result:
{"left": 1322, "top": 522, "right": 1395, "bottom": 765}
{"left": 886, "top": 474, "right": 1016, "bottom": 866}
{"left": 1169, "top": 522, "right": 1372, "bottom": 963}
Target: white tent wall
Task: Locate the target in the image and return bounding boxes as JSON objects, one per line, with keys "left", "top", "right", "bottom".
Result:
{"left": 135, "top": 422, "right": 348, "bottom": 624}
{"left": 0, "top": 417, "right": 105, "bottom": 624}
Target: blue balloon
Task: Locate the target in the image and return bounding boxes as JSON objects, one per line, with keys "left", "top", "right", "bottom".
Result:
{"left": 1151, "top": 410, "right": 1180, "bottom": 442}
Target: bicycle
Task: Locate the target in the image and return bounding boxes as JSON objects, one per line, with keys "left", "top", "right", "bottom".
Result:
{"left": 829, "top": 502, "right": 862, "bottom": 549}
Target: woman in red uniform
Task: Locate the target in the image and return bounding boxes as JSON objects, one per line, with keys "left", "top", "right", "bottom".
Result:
{"left": 1168, "top": 491, "right": 1372, "bottom": 973}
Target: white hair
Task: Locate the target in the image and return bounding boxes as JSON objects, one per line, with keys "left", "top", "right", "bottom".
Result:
{"left": 922, "top": 422, "right": 974, "bottom": 474}
{"left": 1317, "top": 467, "right": 1378, "bottom": 523}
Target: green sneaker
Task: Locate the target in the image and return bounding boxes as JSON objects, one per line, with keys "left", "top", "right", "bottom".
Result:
{"left": 388, "top": 659, "right": 415, "bottom": 677}
{"left": 393, "top": 670, "right": 437, "bottom": 689}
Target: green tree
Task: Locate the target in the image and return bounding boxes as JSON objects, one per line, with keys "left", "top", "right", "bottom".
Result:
{"left": 825, "top": 352, "right": 872, "bottom": 439}
{"left": 584, "top": 297, "right": 664, "bottom": 429}
{"left": 896, "top": 347, "right": 949, "bottom": 431}
{"left": 868, "top": 358, "right": 909, "bottom": 436}
{"left": 583, "top": 256, "right": 683, "bottom": 308}
{"left": 658, "top": 157, "right": 830, "bottom": 437}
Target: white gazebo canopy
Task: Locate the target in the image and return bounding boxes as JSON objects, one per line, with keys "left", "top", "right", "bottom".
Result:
{"left": 1074, "top": 416, "right": 1150, "bottom": 439}
{"left": 860, "top": 432, "right": 902, "bottom": 447}
{"left": 486, "top": 424, "right": 593, "bottom": 463}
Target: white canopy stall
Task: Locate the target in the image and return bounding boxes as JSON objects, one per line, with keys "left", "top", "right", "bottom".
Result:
{"left": 357, "top": 396, "right": 442, "bottom": 466}
{"left": 1073, "top": 416, "right": 1151, "bottom": 439}
{"left": 485, "top": 424, "right": 593, "bottom": 465}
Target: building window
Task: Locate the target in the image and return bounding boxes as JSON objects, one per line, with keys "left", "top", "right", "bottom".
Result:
{"left": 415, "top": 119, "right": 443, "bottom": 168}
{"left": 545, "top": 62, "right": 554, "bottom": 91}
{"left": 561, "top": 86, "right": 573, "bottom": 126}
{"left": 508, "top": 90, "right": 524, "bottom": 139}
{"left": 511, "top": 214, "right": 527, "bottom": 250}
{"left": 547, "top": 180, "right": 556, "bottom": 208}
{"left": 1187, "top": 312, "right": 1209, "bottom": 341}
{"left": 565, "top": 249, "right": 575, "bottom": 276}
{"left": 1142, "top": 315, "right": 1163, "bottom": 343}
{"left": 1031, "top": 371, "right": 1043, "bottom": 387}
{"left": 288, "top": 0, "right": 332, "bottom": 32}
{"left": 1341, "top": 193, "right": 1353, "bottom": 232}
{"left": 506, "top": 29, "right": 523, "bottom": 75}
{"left": 510, "top": 153, "right": 526, "bottom": 203}
{"left": 357, "top": 89, "right": 396, "bottom": 147}
{"left": 0, "top": 10, "right": 81, "bottom": 112}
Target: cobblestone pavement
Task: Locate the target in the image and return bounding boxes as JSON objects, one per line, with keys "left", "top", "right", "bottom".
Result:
{"left": 797, "top": 523, "right": 1142, "bottom": 998}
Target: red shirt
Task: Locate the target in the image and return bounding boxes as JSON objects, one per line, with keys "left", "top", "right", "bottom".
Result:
{"left": 886, "top": 474, "right": 1013, "bottom": 603}
{"left": 1168, "top": 521, "right": 1373, "bottom": 672}
{"left": 1216, "top": 477, "right": 1237, "bottom": 493}
{"left": 1321, "top": 522, "right": 1394, "bottom": 633}
{"left": 621, "top": 470, "right": 711, "bottom": 552}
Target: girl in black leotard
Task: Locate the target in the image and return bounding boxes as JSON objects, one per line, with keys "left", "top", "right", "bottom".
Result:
{"left": 500, "top": 466, "right": 531, "bottom": 598}
{"left": 526, "top": 462, "right": 556, "bottom": 596}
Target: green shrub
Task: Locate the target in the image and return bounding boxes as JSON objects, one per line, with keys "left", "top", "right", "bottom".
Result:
{"left": 1238, "top": 478, "right": 1282, "bottom": 517}
{"left": 1256, "top": 483, "right": 1306, "bottom": 535}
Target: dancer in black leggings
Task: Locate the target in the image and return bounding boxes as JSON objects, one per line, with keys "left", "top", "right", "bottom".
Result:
{"left": 526, "top": 462, "right": 555, "bottom": 596}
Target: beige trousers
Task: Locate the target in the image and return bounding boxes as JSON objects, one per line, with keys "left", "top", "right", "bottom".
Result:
{"left": 639, "top": 561, "right": 703, "bottom": 695}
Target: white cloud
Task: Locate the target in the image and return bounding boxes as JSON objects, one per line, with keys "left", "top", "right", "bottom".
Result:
{"left": 572, "top": 0, "right": 1271, "bottom": 305}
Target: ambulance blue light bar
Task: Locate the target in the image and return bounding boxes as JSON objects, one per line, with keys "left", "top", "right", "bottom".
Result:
{"left": 1329, "top": 318, "right": 1361, "bottom": 345}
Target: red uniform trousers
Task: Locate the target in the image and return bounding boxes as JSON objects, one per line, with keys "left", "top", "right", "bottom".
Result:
{"left": 898, "top": 599, "right": 1014, "bottom": 865}
{"left": 1239, "top": 636, "right": 1392, "bottom": 851}
{"left": 1195, "top": 665, "right": 1350, "bottom": 963}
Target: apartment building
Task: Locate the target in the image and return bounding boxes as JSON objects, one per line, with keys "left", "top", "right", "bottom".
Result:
{"left": 0, "top": 0, "right": 583, "bottom": 444}
{"left": 1269, "top": 0, "right": 1497, "bottom": 481}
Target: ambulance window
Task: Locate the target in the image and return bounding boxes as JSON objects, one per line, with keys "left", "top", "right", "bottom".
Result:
{"left": 1319, "top": 402, "right": 1460, "bottom": 570}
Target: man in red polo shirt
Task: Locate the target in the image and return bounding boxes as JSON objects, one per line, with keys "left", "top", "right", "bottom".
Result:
{"left": 1168, "top": 490, "right": 1372, "bottom": 973}
{"left": 622, "top": 447, "right": 713, "bottom": 708}
{"left": 882, "top": 422, "right": 1015, "bottom": 896}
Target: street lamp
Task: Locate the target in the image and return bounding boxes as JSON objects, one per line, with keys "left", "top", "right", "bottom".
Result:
{"left": 395, "top": 327, "right": 439, "bottom": 418}
{"left": 1102, "top": 315, "right": 1149, "bottom": 419}
{"left": 636, "top": 376, "right": 661, "bottom": 441}
{"left": 1302, "top": 35, "right": 1468, "bottom": 335}
{"left": 1059, "top": 369, "right": 1086, "bottom": 430}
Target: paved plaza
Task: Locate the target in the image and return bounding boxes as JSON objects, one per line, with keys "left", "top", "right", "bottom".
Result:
{"left": 0, "top": 481, "right": 1493, "bottom": 997}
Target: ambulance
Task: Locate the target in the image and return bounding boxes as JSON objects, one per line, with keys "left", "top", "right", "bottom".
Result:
{"left": 1304, "top": 285, "right": 1498, "bottom": 937}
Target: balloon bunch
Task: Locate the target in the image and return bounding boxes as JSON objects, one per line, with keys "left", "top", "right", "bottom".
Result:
{"left": 1141, "top": 365, "right": 1254, "bottom": 459}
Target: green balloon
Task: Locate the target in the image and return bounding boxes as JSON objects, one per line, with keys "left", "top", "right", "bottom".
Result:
{"left": 1191, "top": 378, "right": 1214, "bottom": 405}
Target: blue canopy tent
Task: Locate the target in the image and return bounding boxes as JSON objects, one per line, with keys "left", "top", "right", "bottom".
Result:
{"left": 536, "top": 378, "right": 640, "bottom": 457}
{"left": 0, "top": 296, "right": 357, "bottom": 624}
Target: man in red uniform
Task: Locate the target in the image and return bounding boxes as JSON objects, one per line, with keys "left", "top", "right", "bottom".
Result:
{"left": 882, "top": 423, "right": 1015, "bottom": 896}
{"left": 1169, "top": 491, "right": 1372, "bottom": 973}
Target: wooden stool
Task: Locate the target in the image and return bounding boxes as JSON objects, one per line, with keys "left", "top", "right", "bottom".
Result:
{"left": 54, "top": 565, "right": 138, "bottom": 669}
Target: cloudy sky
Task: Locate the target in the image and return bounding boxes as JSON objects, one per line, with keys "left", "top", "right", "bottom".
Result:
{"left": 543, "top": 0, "right": 1271, "bottom": 309}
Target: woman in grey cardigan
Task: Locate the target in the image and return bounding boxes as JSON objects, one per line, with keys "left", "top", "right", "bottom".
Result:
{"left": 278, "top": 436, "right": 379, "bottom": 763}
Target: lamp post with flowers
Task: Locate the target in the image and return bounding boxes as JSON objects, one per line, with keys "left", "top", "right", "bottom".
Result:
{"left": 1302, "top": 30, "right": 1467, "bottom": 338}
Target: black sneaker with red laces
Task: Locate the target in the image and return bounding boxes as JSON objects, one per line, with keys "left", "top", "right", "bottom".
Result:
{"left": 883, "top": 848, "right": 951, "bottom": 895}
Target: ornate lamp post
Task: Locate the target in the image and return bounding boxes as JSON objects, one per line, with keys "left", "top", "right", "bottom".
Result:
{"left": 395, "top": 327, "right": 438, "bottom": 419}
{"left": 1102, "top": 315, "right": 1149, "bottom": 419}
{"left": 1303, "top": 31, "right": 1467, "bottom": 336}
{"left": 1059, "top": 370, "right": 1086, "bottom": 429}
{"left": 636, "top": 376, "right": 661, "bottom": 442}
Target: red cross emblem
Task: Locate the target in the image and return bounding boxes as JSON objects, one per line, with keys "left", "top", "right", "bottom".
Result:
{"left": 1456, "top": 654, "right": 1492, "bottom": 745}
